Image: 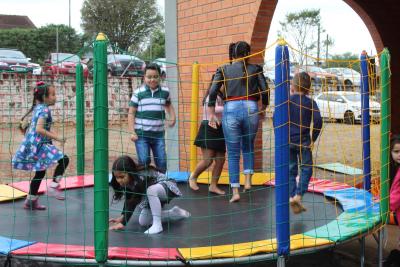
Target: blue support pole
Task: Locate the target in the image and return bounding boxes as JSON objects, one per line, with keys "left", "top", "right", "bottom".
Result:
{"left": 274, "top": 39, "right": 290, "bottom": 257}
{"left": 360, "top": 51, "right": 371, "bottom": 191}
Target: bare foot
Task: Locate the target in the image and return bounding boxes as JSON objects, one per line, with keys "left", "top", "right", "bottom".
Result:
{"left": 290, "top": 195, "right": 304, "bottom": 214}
{"left": 229, "top": 193, "right": 240, "bottom": 203}
{"left": 189, "top": 177, "right": 199, "bottom": 191}
{"left": 244, "top": 177, "right": 252, "bottom": 192}
{"left": 209, "top": 185, "right": 225, "bottom": 195}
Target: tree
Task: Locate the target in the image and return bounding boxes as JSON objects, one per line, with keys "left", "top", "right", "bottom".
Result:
{"left": 0, "top": 25, "right": 82, "bottom": 63}
{"left": 279, "top": 9, "right": 324, "bottom": 65}
{"left": 330, "top": 52, "right": 360, "bottom": 72}
{"left": 138, "top": 29, "right": 165, "bottom": 61}
{"left": 81, "top": 0, "right": 163, "bottom": 52}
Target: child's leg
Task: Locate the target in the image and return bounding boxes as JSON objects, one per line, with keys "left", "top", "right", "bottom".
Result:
{"left": 145, "top": 184, "right": 168, "bottom": 234}
{"left": 151, "top": 137, "right": 167, "bottom": 174}
{"left": 297, "top": 146, "right": 313, "bottom": 197}
{"left": 135, "top": 137, "right": 151, "bottom": 168}
{"left": 241, "top": 104, "right": 259, "bottom": 191}
{"left": 295, "top": 146, "right": 313, "bottom": 212}
{"left": 47, "top": 155, "right": 69, "bottom": 200}
{"left": 209, "top": 150, "right": 225, "bottom": 195}
{"left": 25, "top": 170, "right": 47, "bottom": 210}
{"left": 29, "top": 170, "right": 46, "bottom": 196}
{"left": 189, "top": 148, "right": 214, "bottom": 191}
{"left": 139, "top": 206, "right": 190, "bottom": 226}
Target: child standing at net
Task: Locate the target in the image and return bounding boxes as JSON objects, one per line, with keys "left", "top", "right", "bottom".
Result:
{"left": 128, "top": 63, "right": 176, "bottom": 174}
{"left": 12, "top": 81, "right": 69, "bottom": 210}
{"left": 109, "top": 155, "right": 190, "bottom": 234}
{"left": 189, "top": 75, "right": 226, "bottom": 195}
{"left": 288, "top": 72, "right": 322, "bottom": 214}
{"left": 385, "top": 134, "right": 400, "bottom": 265}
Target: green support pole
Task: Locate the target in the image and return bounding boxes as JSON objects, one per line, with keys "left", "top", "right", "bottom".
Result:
{"left": 379, "top": 48, "right": 391, "bottom": 223}
{"left": 76, "top": 63, "right": 85, "bottom": 175}
{"left": 93, "top": 32, "right": 109, "bottom": 263}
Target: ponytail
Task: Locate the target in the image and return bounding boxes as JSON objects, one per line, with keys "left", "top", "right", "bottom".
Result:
{"left": 228, "top": 43, "right": 236, "bottom": 64}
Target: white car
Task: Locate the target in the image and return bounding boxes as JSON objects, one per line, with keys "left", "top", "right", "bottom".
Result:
{"left": 314, "top": 91, "right": 380, "bottom": 124}
{"left": 325, "top": 67, "right": 361, "bottom": 88}
{"left": 28, "top": 62, "right": 42, "bottom": 75}
{"left": 153, "top": 57, "right": 167, "bottom": 79}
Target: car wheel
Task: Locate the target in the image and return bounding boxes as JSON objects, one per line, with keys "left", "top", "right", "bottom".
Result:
{"left": 344, "top": 110, "right": 355, "bottom": 124}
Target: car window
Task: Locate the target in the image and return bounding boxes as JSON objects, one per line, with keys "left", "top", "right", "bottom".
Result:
{"left": 109, "top": 54, "right": 140, "bottom": 61}
{"left": 0, "top": 50, "right": 27, "bottom": 59}
{"left": 317, "top": 94, "right": 328, "bottom": 101}
{"left": 51, "top": 53, "right": 80, "bottom": 63}
{"left": 344, "top": 94, "right": 361, "bottom": 102}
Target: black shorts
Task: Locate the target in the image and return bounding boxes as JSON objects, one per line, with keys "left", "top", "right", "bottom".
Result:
{"left": 193, "top": 120, "right": 226, "bottom": 152}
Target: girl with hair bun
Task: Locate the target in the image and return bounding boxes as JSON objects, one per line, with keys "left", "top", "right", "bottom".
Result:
{"left": 207, "top": 41, "right": 270, "bottom": 202}
{"left": 13, "top": 81, "right": 69, "bottom": 210}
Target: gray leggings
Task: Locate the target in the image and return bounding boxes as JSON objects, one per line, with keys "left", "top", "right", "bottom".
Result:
{"left": 139, "top": 184, "right": 168, "bottom": 226}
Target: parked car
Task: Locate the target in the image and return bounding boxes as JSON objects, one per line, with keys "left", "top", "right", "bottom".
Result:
{"left": 0, "top": 48, "right": 32, "bottom": 73}
{"left": 42, "top": 53, "right": 89, "bottom": 77}
{"left": 28, "top": 62, "right": 42, "bottom": 75}
{"left": 314, "top": 91, "right": 381, "bottom": 124}
{"left": 325, "top": 67, "right": 361, "bottom": 89}
{"left": 107, "top": 54, "right": 146, "bottom": 77}
{"left": 301, "top": 65, "right": 339, "bottom": 90}
{"left": 152, "top": 57, "right": 167, "bottom": 79}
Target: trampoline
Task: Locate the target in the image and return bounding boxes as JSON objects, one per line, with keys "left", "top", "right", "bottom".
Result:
{"left": 0, "top": 174, "right": 381, "bottom": 265}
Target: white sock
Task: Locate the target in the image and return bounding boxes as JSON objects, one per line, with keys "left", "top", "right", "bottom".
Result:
{"left": 144, "top": 224, "right": 163, "bottom": 234}
{"left": 50, "top": 181, "right": 60, "bottom": 188}
{"left": 27, "top": 194, "right": 39, "bottom": 200}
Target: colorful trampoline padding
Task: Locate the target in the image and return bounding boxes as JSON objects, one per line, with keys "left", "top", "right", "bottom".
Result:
{"left": 11, "top": 243, "right": 95, "bottom": 258}
{"left": 0, "top": 184, "right": 26, "bottom": 202}
{"left": 9, "top": 174, "right": 94, "bottom": 194}
{"left": 0, "top": 172, "right": 382, "bottom": 262}
{"left": 0, "top": 236, "right": 35, "bottom": 255}
{"left": 178, "top": 234, "right": 332, "bottom": 260}
{"left": 315, "top": 163, "right": 363, "bottom": 175}
{"left": 265, "top": 177, "right": 351, "bottom": 193}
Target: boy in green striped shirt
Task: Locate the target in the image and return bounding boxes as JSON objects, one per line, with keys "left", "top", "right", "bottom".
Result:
{"left": 128, "top": 63, "right": 176, "bottom": 173}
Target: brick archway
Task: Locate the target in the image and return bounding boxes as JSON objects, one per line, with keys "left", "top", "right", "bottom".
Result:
{"left": 175, "top": 0, "right": 399, "bottom": 170}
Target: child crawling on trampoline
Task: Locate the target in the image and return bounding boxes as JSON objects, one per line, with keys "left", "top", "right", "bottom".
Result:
{"left": 108, "top": 155, "right": 190, "bottom": 234}
{"left": 288, "top": 72, "right": 322, "bottom": 214}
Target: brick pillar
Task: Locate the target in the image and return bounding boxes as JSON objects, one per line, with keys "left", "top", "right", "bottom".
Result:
{"left": 177, "top": 0, "right": 277, "bottom": 171}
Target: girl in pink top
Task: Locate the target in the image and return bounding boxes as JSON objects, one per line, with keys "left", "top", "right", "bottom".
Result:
{"left": 189, "top": 75, "right": 226, "bottom": 195}
{"left": 390, "top": 134, "right": 400, "bottom": 224}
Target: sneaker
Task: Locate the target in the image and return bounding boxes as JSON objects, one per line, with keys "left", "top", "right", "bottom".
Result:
{"left": 24, "top": 199, "right": 46, "bottom": 210}
{"left": 47, "top": 182, "right": 65, "bottom": 200}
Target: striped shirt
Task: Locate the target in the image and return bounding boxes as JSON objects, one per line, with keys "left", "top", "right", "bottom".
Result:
{"left": 129, "top": 85, "right": 171, "bottom": 137}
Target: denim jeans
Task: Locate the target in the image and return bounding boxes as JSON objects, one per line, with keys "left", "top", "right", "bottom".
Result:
{"left": 135, "top": 136, "right": 167, "bottom": 173}
{"left": 222, "top": 100, "right": 259, "bottom": 188}
{"left": 289, "top": 142, "right": 313, "bottom": 197}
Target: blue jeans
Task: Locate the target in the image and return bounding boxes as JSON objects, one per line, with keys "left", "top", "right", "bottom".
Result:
{"left": 222, "top": 100, "right": 259, "bottom": 188}
{"left": 135, "top": 136, "right": 167, "bottom": 173}
{"left": 289, "top": 141, "right": 313, "bottom": 197}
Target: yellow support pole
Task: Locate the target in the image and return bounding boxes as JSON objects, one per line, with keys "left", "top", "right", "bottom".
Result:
{"left": 190, "top": 62, "right": 199, "bottom": 172}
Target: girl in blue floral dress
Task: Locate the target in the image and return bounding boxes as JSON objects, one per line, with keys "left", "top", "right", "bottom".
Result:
{"left": 12, "top": 81, "right": 69, "bottom": 210}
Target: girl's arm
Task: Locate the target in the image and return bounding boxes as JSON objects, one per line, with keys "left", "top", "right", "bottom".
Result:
{"left": 36, "top": 117, "right": 65, "bottom": 143}
{"left": 109, "top": 193, "right": 141, "bottom": 230}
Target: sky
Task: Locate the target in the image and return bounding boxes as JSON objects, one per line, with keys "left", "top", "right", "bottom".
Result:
{"left": 1, "top": 0, "right": 376, "bottom": 56}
